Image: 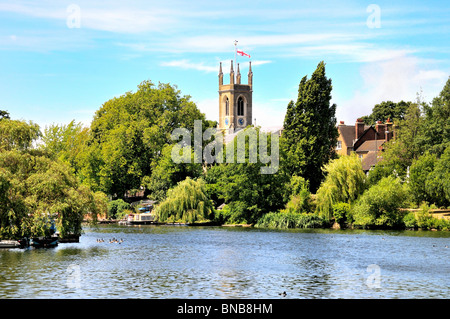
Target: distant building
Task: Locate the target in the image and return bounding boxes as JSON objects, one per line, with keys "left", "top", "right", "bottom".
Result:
{"left": 336, "top": 118, "right": 395, "bottom": 172}
{"left": 217, "top": 60, "right": 253, "bottom": 136}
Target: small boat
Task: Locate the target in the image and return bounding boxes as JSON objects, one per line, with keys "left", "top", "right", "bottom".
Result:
{"left": 56, "top": 233, "right": 80, "bottom": 243}
{"left": 0, "top": 238, "right": 29, "bottom": 249}
{"left": 30, "top": 236, "right": 58, "bottom": 248}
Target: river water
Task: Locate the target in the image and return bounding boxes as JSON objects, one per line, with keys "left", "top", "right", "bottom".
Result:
{"left": 0, "top": 224, "right": 449, "bottom": 299}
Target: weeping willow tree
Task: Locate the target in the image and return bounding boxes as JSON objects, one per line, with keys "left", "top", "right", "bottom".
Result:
{"left": 154, "top": 177, "right": 214, "bottom": 223}
{"left": 315, "top": 153, "right": 367, "bottom": 221}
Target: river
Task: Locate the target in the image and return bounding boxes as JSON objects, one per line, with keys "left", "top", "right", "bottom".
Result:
{"left": 0, "top": 224, "right": 449, "bottom": 299}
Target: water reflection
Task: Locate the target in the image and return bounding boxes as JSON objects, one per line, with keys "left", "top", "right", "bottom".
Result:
{"left": 0, "top": 225, "right": 449, "bottom": 298}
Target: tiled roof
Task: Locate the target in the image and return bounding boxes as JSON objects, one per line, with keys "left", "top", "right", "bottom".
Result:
{"left": 355, "top": 140, "right": 385, "bottom": 152}
{"left": 361, "top": 151, "right": 379, "bottom": 171}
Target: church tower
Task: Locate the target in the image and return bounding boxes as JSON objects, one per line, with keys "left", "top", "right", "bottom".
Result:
{"left": 218, "top": 60, "right": 253, "bottom": 135}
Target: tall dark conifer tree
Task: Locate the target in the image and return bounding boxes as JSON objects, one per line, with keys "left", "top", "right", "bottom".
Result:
{"left": 281, "top": 61, "right": 338, "bottom": 192}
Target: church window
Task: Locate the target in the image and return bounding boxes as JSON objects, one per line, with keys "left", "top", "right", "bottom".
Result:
{"left": 225, "top": 97, "right": 229, "bottom": 116}
{"left": 237, "top": 97, "right": 244, "bottom": 116}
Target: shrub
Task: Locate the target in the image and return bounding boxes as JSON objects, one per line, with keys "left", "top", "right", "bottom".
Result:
{"left": 402, "top": 212, "right": 417, "bottom": 229}
{"left": 352, "top": 176, "right": 408, "bottom": 229}
{"left": 332, "top": 202, "right": 351, "bottom": 226}
{"left": 255, "top": 211, "right": 324, "bottom": 229}
{"left": 107, "top": 199, "right": 131, "bottom": 219}
{"left": 285, "top": 176, "right": 313, "bottom": 214}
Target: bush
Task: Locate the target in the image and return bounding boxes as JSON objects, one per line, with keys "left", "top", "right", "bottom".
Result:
{"left": 352, "top": 176, "right": 409, "bottom": 229}
{"left": 402, "top": 212, "right": 417, "bottom": 229}
{"left": 332, "top": 202, "right": 351, "bottom": 226}
{"left": 107, "top": 199, "right": 131, "bottom": 219}
{"left": 255, "top": 211, "right": 324, "bottom": 229}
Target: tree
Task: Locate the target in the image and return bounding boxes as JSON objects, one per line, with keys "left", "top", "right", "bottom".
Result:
{"left": 352, "top": 176, "right": 409, "bottom": 229}
{"left": 0, "top": 119, "right": 41, "bottom": 151}
{"left": 154, "top": 177, "right": 213, "bottom": 223}
{"left": 409, "top": 152, "right": 438, "bottom": 205}
{"left": 421, "top": 77, "right": 450, "bottom": 156}
{"left": 315, "top": 153, "right": 367, "bottom": 221}
{"left": 280, "top": 61, "right": 339, "bottom": 192}
{"left": 0, "top": 110, "right": 10, "bottom": 120}
{"left": 205, "top": 127, "right": 289, "bottom": 224}
{"left": 0, "top": 150, "right": 105, "bottom": 239}
{"left": 40, "top": 120, "right": 91, "bottom": 182}
{"left": 378, "top": 101, "right": 424, "bottom": 176}
{"left": 422, "top": 146, "right": 450, "bottom": 207}
{"left": 142, "top": 143, "right": 202, "bottom": 202}
{"left": 361, "top": 100, "right": 411, "bottom": 125}
{"left": 86, "top": 80, "right": 213, "bottom": 198}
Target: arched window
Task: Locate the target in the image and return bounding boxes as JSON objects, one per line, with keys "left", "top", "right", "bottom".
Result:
{"left": 237, "top": 97, "right": 244, "bottom": 116}
{"left": 225, "top": 97, "right": 229, "bottom": 116}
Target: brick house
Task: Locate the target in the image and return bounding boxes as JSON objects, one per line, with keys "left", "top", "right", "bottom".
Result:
{"left": 336, "top": 118, "right": 394, "bottom": 172}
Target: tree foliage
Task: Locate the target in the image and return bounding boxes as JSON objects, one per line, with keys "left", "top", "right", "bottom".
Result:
{"left": 315, "top": 153, "right": 367, "bottom": 220}
{"left": 280, "top": 61, "right": 339, "bottom": 192}
{"left": 361, "top": 100, "right": 411, "bottom": 125}
{"left": 85, "top": 80, "right": 213, "bottom": 198}
{"left": 352, "top": 176, "right": 409, "bottom": 229}
{"left": 205, "top": 127, "right": 289, "bottom": 224}
{"left": 154, "top": 177, "right": 213, "bottom": 223}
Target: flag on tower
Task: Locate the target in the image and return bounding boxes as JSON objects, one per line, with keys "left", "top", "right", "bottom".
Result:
{"left": 237, "top": 50, "right": 251, "bottom": 58}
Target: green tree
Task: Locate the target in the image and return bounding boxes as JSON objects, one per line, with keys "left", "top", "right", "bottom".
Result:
{"left": 87, "top": 80, "right": 213, "bottom": 198}
{"left": 361, "top": 100, "right": 411, "bottom": 125}
{"left": 40, "top": 121, "right": 90, "bottom": 175}
{"left": 0, "top": 119, "right": 41, "bottom": 151}
{"left": 315, "top": 153, "right": 367, "bottom": 221}
{"left": 205, "top": 127, "right": 289, "bottom": 224}
{"left": 424, "top": 146, "right": 450, "bottom": 207}
{"left": 280, "top": 61, "right": 339, "bottom": 192}
{"left": 409, "top": 152, "right": 438, "bottom": 205}
{"left": 142, "top": 143, "right": 202, "bottom": 202}
{"left": 352, "top": 176, "right": 409, "bottom": 229}
{"left": 421, "top": 77, "right": 450, "bottom": 156}
{"left": 0, "top": 110, "right": 10, "bottom": 120}
{"left": 378, "top": 101, "right": 424, "bottom": 176}
{"left": 0, "top": 150, "right": 105, "bottom": 239}
{"left": 154, "top": 177, "right": 213, "bottom": 223}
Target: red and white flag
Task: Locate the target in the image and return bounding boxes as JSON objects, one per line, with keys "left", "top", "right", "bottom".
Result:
{"left": 237, "top": 50, "right": 250, "bottom": 58}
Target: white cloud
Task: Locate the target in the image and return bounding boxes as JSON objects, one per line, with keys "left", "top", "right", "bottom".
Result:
{"left": 336, "top": 54, "right": 448, "bottom": 124}
{"left": 161, "top": 59, "right": 271, "bottom": 73}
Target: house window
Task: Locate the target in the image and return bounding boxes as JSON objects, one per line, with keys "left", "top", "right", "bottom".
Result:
{"left": 336, "top": 140, "right": 342, "bottom": 150}
{"left": 237, "top": 97, "right": 244, "bottom": 116}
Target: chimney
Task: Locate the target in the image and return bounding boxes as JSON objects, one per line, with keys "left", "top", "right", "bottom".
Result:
{"left": 355, "top": 118, "right": 365, "bottom": 140}
{"left": 339, "top": 120, "right": 345, "bottom": 125}
{"left": 375, "top": 120, "right": 386, "bottom": 140}
{"left": 385, "top": 118, "right": 393, "bottom": 141}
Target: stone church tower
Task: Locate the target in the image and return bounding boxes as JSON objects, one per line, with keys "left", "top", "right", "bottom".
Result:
{"left": 217, "top": 60, "right": 253, "bottom": 135}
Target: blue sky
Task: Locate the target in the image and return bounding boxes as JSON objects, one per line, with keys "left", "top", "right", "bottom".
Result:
{"left": 1, "top": 0, "right": 449, "bottom": 129}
